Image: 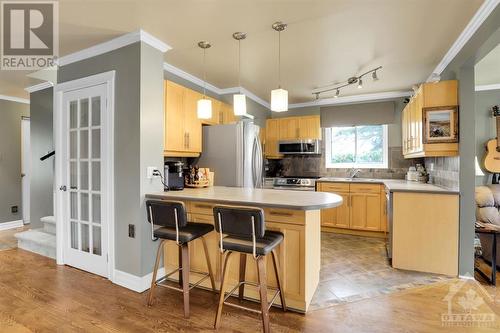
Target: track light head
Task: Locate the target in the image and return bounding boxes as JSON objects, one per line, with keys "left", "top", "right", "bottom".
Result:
{"left": 357, "top": 79, "right": 363, "bottom": 89}
{"left": 372, "top": 71, "right": 378, "bottom": 81}
{"left": 334, "top": 89, "right": 340, "bottom": 98}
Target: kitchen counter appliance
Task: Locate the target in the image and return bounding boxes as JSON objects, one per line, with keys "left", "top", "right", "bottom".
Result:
{"left": 272, "top": 177, "right": 318, "bottom": 191}
{"left": 196, "top": 121, "right": 263, "bottom": 188}
{"left": 278, "top": 139, "right": 321, "bottom": 155}
{"left": 164, "top": 161, "right": 184, "bottom": 191}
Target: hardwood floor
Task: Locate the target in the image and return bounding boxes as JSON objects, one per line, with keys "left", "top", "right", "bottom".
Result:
{"left": 0, "top": 248, "right": 499, "bottom": 332}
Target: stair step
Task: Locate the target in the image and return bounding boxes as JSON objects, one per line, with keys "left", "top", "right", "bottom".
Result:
{"left": 15, "top": 229, "right": 56, "bottom": 259}
{"left": 41, "top": 216, "right": 56, "bottom": 235}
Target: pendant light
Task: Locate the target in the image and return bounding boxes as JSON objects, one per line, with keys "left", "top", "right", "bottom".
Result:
{"left": 232, "top": 32, "right": 247, "bottom": 116}
{"left": 197, "top": 41, "right": 212, "bottom": 119}
{"left": 271, "top": 21, "right": 288, "bottom": 112}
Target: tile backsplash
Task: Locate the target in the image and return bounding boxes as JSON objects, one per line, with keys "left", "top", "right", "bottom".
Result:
{"left": 266, "top": 146, "right": 423, "bottom": 180}
{"left": 424, "top": 156, "right": 459, "bottom": 190}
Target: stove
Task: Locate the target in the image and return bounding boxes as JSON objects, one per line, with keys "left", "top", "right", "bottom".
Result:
{"left": 272, "top": 177, "right": 318, "bottom": 191}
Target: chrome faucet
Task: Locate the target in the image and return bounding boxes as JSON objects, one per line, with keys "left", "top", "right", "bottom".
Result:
{"left": 349, "top": 168, "right": 362, "bottom": 178}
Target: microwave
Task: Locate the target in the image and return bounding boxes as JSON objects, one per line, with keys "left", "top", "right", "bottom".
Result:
{"left": 278, "top": 139, "right": 321, "bottom": 155}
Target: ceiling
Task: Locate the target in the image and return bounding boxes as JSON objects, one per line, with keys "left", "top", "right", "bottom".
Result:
{"left": 475, "top": 43, "right": 500, "bottom": 85}
{"left": 0, "top": 0, "right": 484, "bottom": 102}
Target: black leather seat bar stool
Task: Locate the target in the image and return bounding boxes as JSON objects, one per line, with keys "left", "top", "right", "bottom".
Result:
{"left": 146, "top": 200, "right": 216, "bottom": 318}
{"left": 213, "top": 205, "right": 286, "bottom": 333}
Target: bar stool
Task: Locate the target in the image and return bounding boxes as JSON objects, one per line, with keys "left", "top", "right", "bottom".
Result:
{"left": 213, "top": 205, "right": 286, "bottom": 333}
{"left": 146, "top": 200, "right": 216, "bottom": 318}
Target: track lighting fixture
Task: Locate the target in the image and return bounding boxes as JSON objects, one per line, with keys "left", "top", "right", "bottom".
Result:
{"left": 312, "top": 66, "right": 382, "bottom": 99}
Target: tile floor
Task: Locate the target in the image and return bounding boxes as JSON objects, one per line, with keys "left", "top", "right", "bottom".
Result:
{"left": 0, "top": 226, "right": 27, "bottom": 251}
{"left": 310, "top": 232, "right": 453, "bottom": 310}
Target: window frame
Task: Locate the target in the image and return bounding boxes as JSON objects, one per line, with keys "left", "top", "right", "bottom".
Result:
{"left": 325, "top": 125, "right": 389, "bottom": 169}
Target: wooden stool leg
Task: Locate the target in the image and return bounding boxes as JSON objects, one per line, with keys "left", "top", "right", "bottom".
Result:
{"left": 214, "top": 251, "right": 233, "bottom": 329}
{"left": 147, "top": 240, "right": 165, "bottom": 306}
{"left": 201, "top": 236, "right": 216, "bottom": 291}
{"left": 181, "top": 243, "right": 190, "bottom": 318}
{"left": 256, "top": 256, "right": 270, "bottom": 333}
{"left": 238, "top": 253, "right": 247, "bottom": 301}
{"left": 271, "top": 250, "right": 286, "bottom": 311}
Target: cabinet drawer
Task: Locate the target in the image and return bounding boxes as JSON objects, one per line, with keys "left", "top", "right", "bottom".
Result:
{"left": 350, "top": 183, "right": 382, "bottom": 194}
{"left": 317, "top": 182, "right": 350, "bottom": 193}
{"left": 188, "top": 201, "right": 217, "bottom": 215}
{"left": 264, "top": 207, "right": 305, "bottom": 225}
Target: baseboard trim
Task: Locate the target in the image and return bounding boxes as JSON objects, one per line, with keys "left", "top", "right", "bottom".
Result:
{"left": 0, "top": 220, "right": 24, "bottom": 231}
{"left": 113, "top": 267, "right": 166, "bottom": 293}
{"left": 459, "top": 274, "right": 476, "bottom": 280}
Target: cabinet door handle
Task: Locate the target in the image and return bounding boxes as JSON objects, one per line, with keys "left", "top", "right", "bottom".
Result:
{"left": 269, "top": 211, "right": 294, "bottom": 217}
{"left": 193, "top": 204, "right": 213, "bottom": 209}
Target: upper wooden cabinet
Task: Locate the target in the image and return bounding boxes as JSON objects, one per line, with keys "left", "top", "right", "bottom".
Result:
{"left": 402, "top": 80, "right": 458, "bottom": 158}
{"left": 164, "top": 80, "right": 240, "bottom": 157}
{"left": 264, "top": 118, "right": 282, "bottom": 159}
{"left": 264, "top": 115, "right": 321, "bottom": 159}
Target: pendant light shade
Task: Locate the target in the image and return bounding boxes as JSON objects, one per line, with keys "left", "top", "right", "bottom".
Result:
{"left": 197, "top": 98, "right": 212, "bottom": 119}
{"left": 197, "top": 41, "right": 212, "bottom": 119}
{"left": 233, "top": 93, "right": 247, "bottom": 116}
{"left": 271, "top": 88, "right": 288, "bottom": 112}
{"left": 271, "top": 21, "right": 288, "bottom": 112}
{"left": 232, "top": 32, "right": 247, "bottom": 116}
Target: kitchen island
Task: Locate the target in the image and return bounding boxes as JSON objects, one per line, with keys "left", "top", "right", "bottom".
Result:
{"left": 145, "top": 186, "right": 342, "bottom": 312}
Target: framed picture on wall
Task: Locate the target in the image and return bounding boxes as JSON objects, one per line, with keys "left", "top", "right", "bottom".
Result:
{"left": 423, "top": 106, "right": 459, "bottom": 143}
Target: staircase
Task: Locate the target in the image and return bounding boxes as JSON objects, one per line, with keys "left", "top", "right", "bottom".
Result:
{"left": 15, "top": 216, "right": 56, "bottom": 259}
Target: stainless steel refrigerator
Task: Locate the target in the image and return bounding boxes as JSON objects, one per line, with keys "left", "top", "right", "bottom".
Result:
{"left": 197, "top": 121, "right": 263, "bottom": 188}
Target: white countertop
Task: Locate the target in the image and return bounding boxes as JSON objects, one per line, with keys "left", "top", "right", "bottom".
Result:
{"left": 318, "top": 177, "right": 459, "bottom": 194}
{"left": 146, "top": 186, "right": 343, "bottom": 210}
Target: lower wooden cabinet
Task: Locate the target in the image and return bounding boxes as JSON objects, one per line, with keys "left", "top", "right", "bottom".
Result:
{"left": 320, "top": 192, "right": 349, "bottom": 228}
{"left": 317, "top": 182, "right": 384, "bottom": 232}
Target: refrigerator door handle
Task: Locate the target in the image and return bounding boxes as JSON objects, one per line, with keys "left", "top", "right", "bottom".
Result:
{"left": 252, "top": 136, "right": 258, "bottom": 188}
{"left": 253, "top": 134, "right": 263, "bottom": 188}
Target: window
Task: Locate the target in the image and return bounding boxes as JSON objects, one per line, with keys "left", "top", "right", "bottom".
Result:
{"left": 325, "top": 125, "right": 388, "bottom": 169}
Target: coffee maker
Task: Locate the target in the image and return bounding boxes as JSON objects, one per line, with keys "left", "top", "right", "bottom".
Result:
{"left": 164, "top": 161, "right": 184, "bottom": 191}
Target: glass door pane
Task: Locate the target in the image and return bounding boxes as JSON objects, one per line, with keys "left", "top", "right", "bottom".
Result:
{"left": 67, "top": 95, "right": 103, "bottom": 256}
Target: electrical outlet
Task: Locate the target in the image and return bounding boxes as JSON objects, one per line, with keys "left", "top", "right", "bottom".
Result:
{"left": 147, "top": 166, "right": 158, "bottom": 179}
{"left": 11, "top": 206, "right": 18, "bottom": 213}
{"left": 128, "top": 224, "right": 135, "bottom": 238}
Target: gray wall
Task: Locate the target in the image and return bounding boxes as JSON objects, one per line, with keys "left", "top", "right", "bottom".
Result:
{"left": 475, "top": 89, "right": 500, "bottom": 185}
{"left": 438, "top": 4, "right": 500, "bottom": 277}
{"left": 59, "top": 42, "right": 164, "bottom": 277}
{"left": 30, "top": 88, "right": 54, "bottom": 228}
{"left": 0, "top": 99, "right": 29, "bottom": 224}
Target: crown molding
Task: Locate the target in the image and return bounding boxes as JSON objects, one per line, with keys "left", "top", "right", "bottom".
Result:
{"left": 288, "top": 91, "right": 412, "bottom": 109}
{"left": 25, "top": 81, "right": 54, "bottom": 93}
{"left": 163, "top": 62, "right": 223, "bottom": 95}
{"left": 0, "top": 94, "right": 30, "bottom": 104}
{"left": 427, "top": 0, "right": 500, "bottom": 81}
{"left": 57, "top": 30, "right": 171, "bottom": 67}
{"left": 475, "top": 83, "right": 500, "bottom": 91}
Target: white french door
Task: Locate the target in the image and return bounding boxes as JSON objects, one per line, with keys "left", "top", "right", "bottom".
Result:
{"left": 61, "top": 84, "right": 108, "bottom": 277}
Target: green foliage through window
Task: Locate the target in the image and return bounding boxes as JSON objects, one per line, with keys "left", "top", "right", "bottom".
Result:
{"left": 327, "top": 125, "right": 387, "bottom": 167}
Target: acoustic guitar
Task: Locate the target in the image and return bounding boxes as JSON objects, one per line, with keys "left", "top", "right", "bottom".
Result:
{"left": 484, "top": 105, "right": 500, "bottom": 173}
